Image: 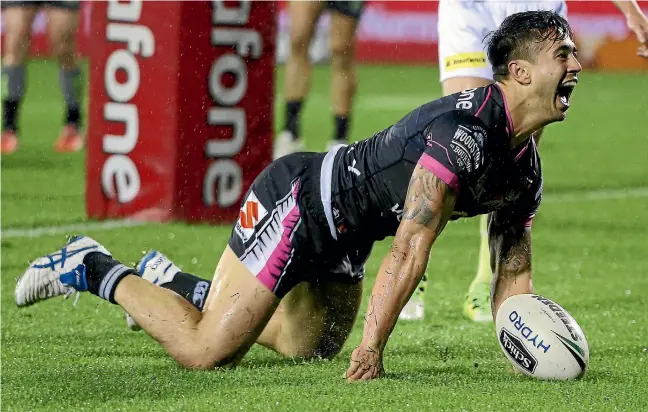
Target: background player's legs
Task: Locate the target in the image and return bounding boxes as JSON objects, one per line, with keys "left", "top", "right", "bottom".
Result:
{"left": 274, "top": 1, "right": 325, "bottom": 160}
{"left": 257, "top": 280, "right": 362, "bottom": 359}
{"left": 327, "top": 10, "right": 359, "bottom": 149}
{"left": 1, "top": 5, "right": 38, "bottom": 154}
{"left": 399, "top": 76, "right": 493, "bottom": 322}
{"left": 47, "top": 6, "right": 84, "bottom": 152}
{"left": 116, "top": 246, "right": 280, "bottom": 369}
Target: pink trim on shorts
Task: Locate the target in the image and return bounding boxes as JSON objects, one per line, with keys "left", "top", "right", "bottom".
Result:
{"left": 255, "top": 181, "right": 301, "bottom": 293}
{"left": 418, "top": 153, "right": 460, "bottom": 194}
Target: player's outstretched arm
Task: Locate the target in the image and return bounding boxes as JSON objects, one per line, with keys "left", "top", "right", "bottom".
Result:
{"left": 488, "top": 214, "right": 533, "bottom": 321}
{"left": 612, "top": 0, "right": 648, "bottom": 57}
{"left": 345, "top": 165, "right": 456, "bottom": 382}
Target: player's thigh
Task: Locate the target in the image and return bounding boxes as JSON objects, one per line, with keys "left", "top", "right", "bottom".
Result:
{"left": 1, "top": 4, "right": 39, "bottom": 63}
{"left": 329, "top": 9, "right": 359, "bottom": 59}
{"left": 261, "top": 278, "right": 363, "bottom": 359}
{"left": 46, "top": 7, "right": 79, "bottom": 57}
{"left": 288, "top": 0, "right": 325, "bottom": 52}
{"left": 200, "top": 245, "right": 281, "bottom": 366}
{"left": 437, "top": 0, "right": 494, "bottom": 85}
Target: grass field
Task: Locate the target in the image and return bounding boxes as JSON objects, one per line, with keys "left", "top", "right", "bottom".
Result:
{"left": 2, "top": 60, "right": 648, "bottom": 411}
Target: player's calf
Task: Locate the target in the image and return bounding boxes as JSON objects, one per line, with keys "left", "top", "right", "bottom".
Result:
{"left": 126, "top": 250, "right": 211, "bottom": 331}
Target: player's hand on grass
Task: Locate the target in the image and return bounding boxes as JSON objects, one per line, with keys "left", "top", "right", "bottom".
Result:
{"left": 626, "top": 10, "right": 648, "bottom": 58}
{"left": 345, "top": 342, "right": 384, "bottom": 382}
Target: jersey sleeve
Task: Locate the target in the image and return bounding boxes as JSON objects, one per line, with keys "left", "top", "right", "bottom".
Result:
{"left": 417, "top": 111, "right": 488, "bottom": 195}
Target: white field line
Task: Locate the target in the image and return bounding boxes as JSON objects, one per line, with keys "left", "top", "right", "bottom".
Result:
{"left": 2, "top": 186, "right": 647, "bottom": 239}
{"left": 1, "top": 219, "right": 147, "bottom": 239}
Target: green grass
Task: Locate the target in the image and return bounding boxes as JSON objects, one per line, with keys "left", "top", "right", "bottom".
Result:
{"left": 2, "top": 60, "right": 648, "bottom": 411}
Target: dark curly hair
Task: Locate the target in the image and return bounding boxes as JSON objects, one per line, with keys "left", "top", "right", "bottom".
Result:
{"left": 485, "top": 10, "right": 574, "bottom": 81}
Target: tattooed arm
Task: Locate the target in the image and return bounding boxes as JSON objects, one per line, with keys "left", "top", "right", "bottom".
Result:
{"left": 488, "top": 213, "right": 534, "bottom": 320}
{"left": 345, "top": 165, "right": 456, "bottom": 382}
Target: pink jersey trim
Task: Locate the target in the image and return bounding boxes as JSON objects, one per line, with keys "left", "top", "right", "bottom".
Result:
{"left": 494, "top": 83, "right": 514, "bottom": 136}
{"left": 474, "top": 87, "right": 492, "bottom": 118}
{"left": 419, "top": 153, "right": 460, "bottom": 194}
{"left": 524, "top": 214, "right": 535, "bottom": 228}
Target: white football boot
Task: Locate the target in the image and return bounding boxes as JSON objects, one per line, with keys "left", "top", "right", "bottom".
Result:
{"left": 15, "top": 236, "right": 111, "bottom": 307}
{"left": 273, "top": 130, "right": 305, "bottom": 160}
{"left": 125, "top": 250, "right": 181, "bottom": 331}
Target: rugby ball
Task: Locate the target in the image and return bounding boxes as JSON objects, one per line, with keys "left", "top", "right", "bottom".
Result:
{"left": 495, "top": 294, "right": 589, "bottom": 380}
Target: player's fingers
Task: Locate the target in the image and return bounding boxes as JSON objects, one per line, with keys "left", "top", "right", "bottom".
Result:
{"left": 359, "top": 371, "right": 376, "bottom": 381}
{"left": 359, "top": 366, "right": 381, "bottom": 381}
{"left": 346, "top": 365, "right": 370, "bottom": 382}
{"left": 345, "top": 366, "right": 360, "bottom": 381}
{"left": 343, "top": 364, "right": 359, "bottom": 380}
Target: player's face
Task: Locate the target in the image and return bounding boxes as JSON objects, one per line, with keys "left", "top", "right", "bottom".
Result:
{"left": 532, "top": 36, "right": 581, "bottom": 121}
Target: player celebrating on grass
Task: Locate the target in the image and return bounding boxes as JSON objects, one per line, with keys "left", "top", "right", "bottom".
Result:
{"left": 1, "top": 0, "right": 84, "bottom": 154}
{"left": 273, "top": 1, "right": 363, "bottom": 159}
{"left": 16, "top": 11, "right": 581, "bottom": 381}
{"left": 399, "top": 0, "right": 648, "bottom": 323}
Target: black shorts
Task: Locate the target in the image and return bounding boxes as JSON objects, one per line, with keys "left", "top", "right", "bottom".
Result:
{"left": 228, "top": 152, "right": 367, "bottom": 298}
{"left": 326, "top": 0, "right": 365, "bottom": 20}
{"left": 1, "top": 1, "right": 80, "bottom": 10}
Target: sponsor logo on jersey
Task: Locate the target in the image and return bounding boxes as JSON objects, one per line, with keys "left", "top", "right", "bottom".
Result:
{"left": 445, "top": 52, "right": 488, "bottom": 71}
{"left": 455, "top": 88, "right": 477, "bottom": 110}
{"left": 500, "top": 328, "right": 538, "bottom": 373}
{"left": 470, "top": 125, "right": 487, "bottom": 145}
{"left": 234, "top": 191, "right": 267, "bottom": 242}
{"left": 450, "top": 125, "right": 482, "bottom": 173}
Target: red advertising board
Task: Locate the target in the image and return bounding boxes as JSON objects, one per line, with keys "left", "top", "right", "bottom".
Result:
{"left": 85, "top": 1, "right": 276, "bottom": 223}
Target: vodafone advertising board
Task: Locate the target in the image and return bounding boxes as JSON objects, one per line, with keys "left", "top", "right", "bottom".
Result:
{"left": 86, "top": 1, "right": 276, "bottom": 224}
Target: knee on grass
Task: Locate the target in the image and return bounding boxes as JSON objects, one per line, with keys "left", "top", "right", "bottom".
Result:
{"left": 175, "top": 348, "right": 241, "bottom": 371}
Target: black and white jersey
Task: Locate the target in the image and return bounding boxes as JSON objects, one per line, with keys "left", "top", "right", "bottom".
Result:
{"left": 327, "top": 84, "right": 542, "bottom": 243}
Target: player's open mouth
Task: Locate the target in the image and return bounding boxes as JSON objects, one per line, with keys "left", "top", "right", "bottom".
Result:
{"left": 556, "top": 79, "right": 577, "bottom": 109}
